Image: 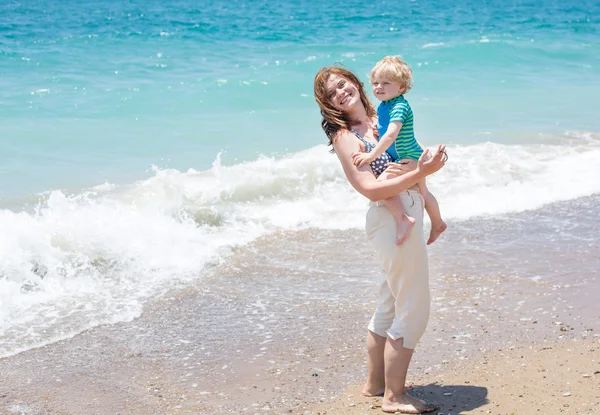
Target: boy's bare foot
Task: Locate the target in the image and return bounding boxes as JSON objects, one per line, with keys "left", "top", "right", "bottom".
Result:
{"left": 396, "top": 215, "right": 416, "bottom": 246}
{"left": 427, "top": 220, "right": 447, "bottom": 245}
{"left": 382, "top": 392, "right": 439, "bottom": 413}
{"left": 361, "top": 382, "right": 385, "bottom": 397}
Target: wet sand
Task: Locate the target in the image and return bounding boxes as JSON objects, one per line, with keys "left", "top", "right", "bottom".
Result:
{"left": 1, "top": 197, "right": 599, "bottom": 414}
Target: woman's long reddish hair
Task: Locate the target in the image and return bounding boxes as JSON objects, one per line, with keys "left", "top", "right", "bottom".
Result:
{"left": 313, "top": 65, "right": 376, "bottom": 151}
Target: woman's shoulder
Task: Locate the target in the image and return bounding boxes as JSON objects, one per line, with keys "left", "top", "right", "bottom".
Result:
{"left": 332, "top": 128, "right": 358, "bottom": 144}
{"left": 333, "top": 129, "right": 361, "bottom": 155}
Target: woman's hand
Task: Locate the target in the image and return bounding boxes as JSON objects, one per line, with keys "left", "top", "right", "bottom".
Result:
{"left": 417, "top": 145, "right": 446, "bottom": 176}
{"left": 382, "top": 159, "right": 417, "bottom": 178}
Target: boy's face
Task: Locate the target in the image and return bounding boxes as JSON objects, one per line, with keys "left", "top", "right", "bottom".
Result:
{"left": 371, "top": 73, "right": 403, "bottom": 101}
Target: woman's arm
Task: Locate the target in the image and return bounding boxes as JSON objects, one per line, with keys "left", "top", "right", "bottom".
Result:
{"left": 352, "top": 122, "right": 401, "bottom": 168}
{"left": 333, "top": 131, "right": 445, "bottom": 202}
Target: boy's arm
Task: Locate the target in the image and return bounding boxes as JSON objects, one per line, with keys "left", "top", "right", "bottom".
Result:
{"left": 333, "top": 129, "right": 446, "bottom": 202}
{"left": 352, "top": 121, "right": 402, "bottom": 167}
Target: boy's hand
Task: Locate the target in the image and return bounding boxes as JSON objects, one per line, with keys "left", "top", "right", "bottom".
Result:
{"left": 351, "top": 152, "right": 375, "bottom": 168}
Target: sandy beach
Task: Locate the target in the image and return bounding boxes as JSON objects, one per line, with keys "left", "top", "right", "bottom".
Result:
{"left": 310, "top": 340, "right": 600, "bottom": 415}
{"left": 1, "top": 199, "right": 599, "bottom": 415}
{"left": 1, "top": 310, "right": 597, "bottom": 415}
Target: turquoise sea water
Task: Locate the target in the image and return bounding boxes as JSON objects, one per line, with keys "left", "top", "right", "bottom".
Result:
{"left": 1, "top": 0, "right": 599, "bottom": 197}
{"left": 1, "top": 0, "right": 599, "bottom": 358}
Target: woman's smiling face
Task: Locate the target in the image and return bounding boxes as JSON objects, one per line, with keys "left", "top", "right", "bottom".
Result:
{"left": 326, "top": 74, "right": 360, "bottom": 111}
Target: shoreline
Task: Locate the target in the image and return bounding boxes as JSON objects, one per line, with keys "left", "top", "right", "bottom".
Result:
{"left": 1, "top": 203, "right": 599, "bottom": 415}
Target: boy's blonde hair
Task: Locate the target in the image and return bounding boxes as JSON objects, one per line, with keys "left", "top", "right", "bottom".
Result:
{"left": 370, "top": 55, "right": 413, "bottom": 94}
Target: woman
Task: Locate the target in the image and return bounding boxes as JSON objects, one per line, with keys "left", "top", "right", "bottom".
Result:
{"left": 313, "top": 65, "right": 445, "bottom": 414}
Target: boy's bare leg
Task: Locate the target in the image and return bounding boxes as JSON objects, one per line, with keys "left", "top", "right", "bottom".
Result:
{"left": 417, "top": 178, "right": 447, "bottom": 245}
{"left": 379, "top": 171, "right": 415, "bottom": 246}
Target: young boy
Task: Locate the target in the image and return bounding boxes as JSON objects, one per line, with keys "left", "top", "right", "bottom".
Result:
{"left": 353, "top": 55, "right": 447, "bottom": 245}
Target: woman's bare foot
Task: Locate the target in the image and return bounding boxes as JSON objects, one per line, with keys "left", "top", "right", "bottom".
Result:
{"left": 396, "top": 214, "right": 416, "bottom": 246}
{"left": 427, "top": 220, "right": 447, "bottom": 245}
{"left": 361, "top": 382, "right": 385, "bottom": 397}
{"left": 382, "top": 392, "right": 439, "bottom": 414}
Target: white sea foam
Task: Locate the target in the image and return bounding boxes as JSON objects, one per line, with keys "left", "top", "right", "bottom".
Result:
{"left": 422, "top": 42, "right": 445, "bottom": 48}
{"left": 1, "top": 133, "right": 599, "bottom": 357}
